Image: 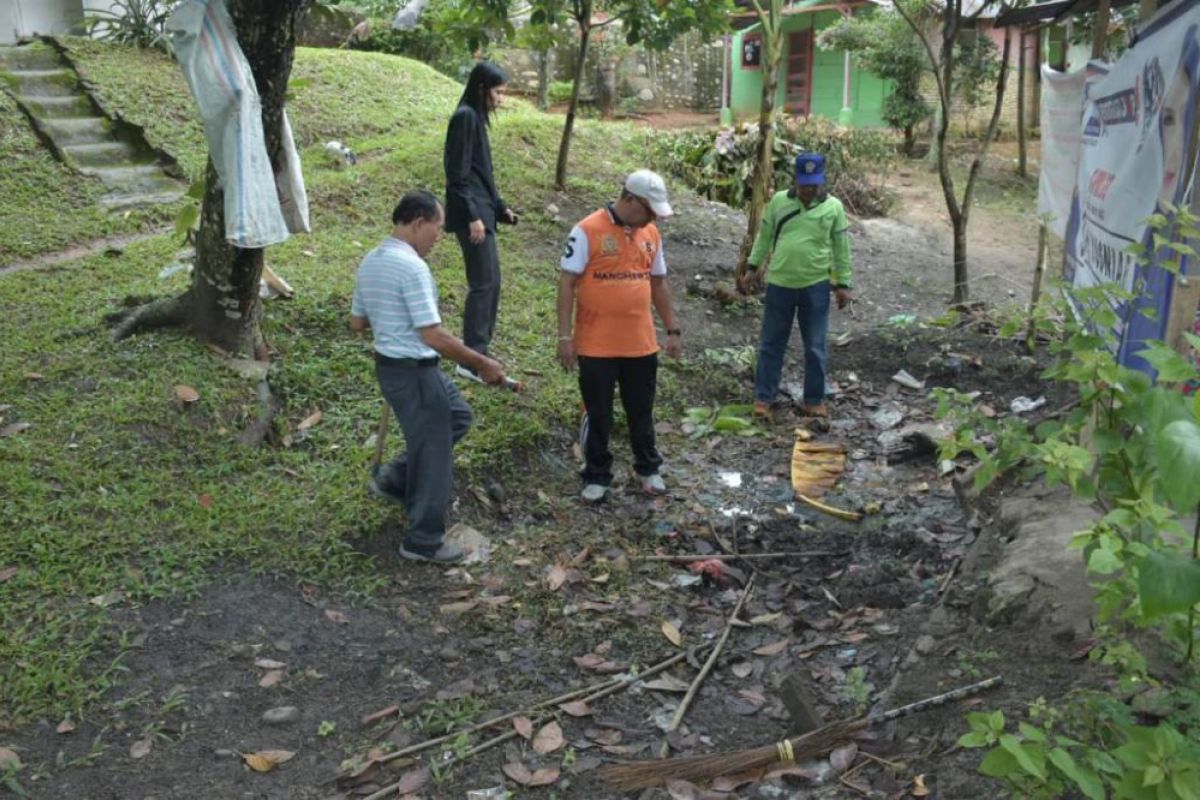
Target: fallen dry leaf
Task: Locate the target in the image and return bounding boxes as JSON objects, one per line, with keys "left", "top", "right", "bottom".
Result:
{"left": 173, "top": 384, "right": 199, "bottom": 403}
{"left": 24, "top": 372, "right": 44, "bottom": 381}
{"left": 0, "top": 567, "right": 16, "bottom": 583}
{"left": 324, "top": 609, "right": 349, "bottom": 625}
{"left": 911, "top": 773, "right": 930, "bottom": 797}
{"left": 243, "top": 749, "right": 295, "bottom": 773}
{"left": 572, "top": 653, "right": 623, "bottom": 673}
{"left": 0, "top": 422, "right": 31, "bottom": 438}
{"left": 197, "top": 493, "right": 214, "bottom": 508}
{"left": 0, "top": 746, "right": 20, "bottom": 770}
{"left": 749, "top": 612, "right": 783, "bottom": 626}
{"left": 558, "top": 700, "right": 592, "bottom": 717}
{"left": 56, "top": 718, "right": 75, "bottom": 734}
{"left": 477, "top": 595, "right": 512, "bottom": 608}
{"left": 667, "top": 780, "right": 698, "bottom": 800}
{"left": 88, "top": 590, "right": 124, "bottom": 608}
{"left": 661, "top": 620, "right": 683, "bottom": 647}
{"left": 297, "top": 410, "right": 323, "bottom": 430}
{"left": 731, "top": 662, "right": 754, "bottom": 679}
{"left": 259, "top": 670, "right": 284, "bottom": 688}
{"left": 512, "top": 716, "right": 534, "bottom": 739}
{"left": 254, "top": 658, "right": 286, "bottom": 670}
{"left": 753, "top": 639, "right": 789, "bottom": 657}
{"left": 394, "top": 766, "right": 429, "bottom": 794}
{"left": 130, "top": 737, "right": 152, "bottom": 759}
{"left": 502, "top": 762, "right": 533, "bottom": 784}
{"left": 532, "top": 721, "right": 565, "bottom": 754}
{"left": 830, "top": 742, "right": 858, "bottom": 772}
{"left": 546, "top": 562, "right": 569, "bottom": 591}
{"left": 439, "top": 600, "right": 478, "bottom": 615}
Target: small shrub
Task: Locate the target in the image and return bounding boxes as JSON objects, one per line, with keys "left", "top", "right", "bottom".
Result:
{"left": 657, "top": 116, "right": 897, "bottom": 217}
{"left": 83, "top": 0, "right": 175, "bottom": 53}
{"left": 548, "top": 80, "right": 575, "bottom": 105}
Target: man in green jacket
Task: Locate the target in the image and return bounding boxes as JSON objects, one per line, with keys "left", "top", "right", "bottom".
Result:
{"left": 741, "top": 152, "right": 853, "bottom": 418}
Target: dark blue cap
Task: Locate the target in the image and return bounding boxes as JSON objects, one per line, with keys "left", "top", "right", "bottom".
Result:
{"left": 795, "top": 152, "right": 825, "bottom": 185}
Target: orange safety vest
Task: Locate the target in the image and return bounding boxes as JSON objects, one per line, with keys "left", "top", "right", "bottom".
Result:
{"left": 573, "top": 209, "right": 662, "bottom": 358}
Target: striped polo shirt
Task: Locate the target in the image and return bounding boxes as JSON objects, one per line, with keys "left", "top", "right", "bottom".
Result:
{"left": 351, "top": 238, "right": 441, "bottom": 359}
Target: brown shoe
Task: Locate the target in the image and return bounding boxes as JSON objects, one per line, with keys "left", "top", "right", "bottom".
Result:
{"left": 753, "top": 400, "right": 772, "bottom": 419}
{"left": 799, "top": 403, "right": 829, "bottom": 418}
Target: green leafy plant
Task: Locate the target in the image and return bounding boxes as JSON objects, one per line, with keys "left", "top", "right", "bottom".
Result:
{"left": 682, "top": 404, "right": 763, "bottom": 439}
{"left": 947, "top": 206, "right": 1200, "bottom": 798}
{"left": 83, "top": 0, "right": 176, "bottom": 53}
{"left": 843, "top": 666, "right": 873, "bottom": 714}
{"left": 317, "top": 719, "right": 337, "bottom": 737}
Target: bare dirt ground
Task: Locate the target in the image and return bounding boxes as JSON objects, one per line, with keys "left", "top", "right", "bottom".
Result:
{"left": 4, "top": 140, "right": 1095, "bottom": 800}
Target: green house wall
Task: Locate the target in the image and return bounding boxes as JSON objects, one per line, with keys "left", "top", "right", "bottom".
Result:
{"left": 726, "top": 9, "right": 890, "bottom": 128}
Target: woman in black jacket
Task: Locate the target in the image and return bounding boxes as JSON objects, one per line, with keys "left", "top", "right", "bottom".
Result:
{"left": 443, "top": 61, "right": 518, "bottom": 370}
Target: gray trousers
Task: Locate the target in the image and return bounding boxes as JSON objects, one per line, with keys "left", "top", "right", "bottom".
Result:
{"left": 375, "top": 362, "right": 473, "bottom": 549}
{"left": 456, "top": 229, "right": 501, "bottom": 355}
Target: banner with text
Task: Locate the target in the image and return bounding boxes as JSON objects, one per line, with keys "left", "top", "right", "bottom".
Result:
{"left": 1063, "top": 0, "right": 1200, "bottom": 374}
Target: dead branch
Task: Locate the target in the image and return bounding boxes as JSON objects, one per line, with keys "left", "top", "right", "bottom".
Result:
{"left": 238, "top": 379, "right": 279, "bottom": 447}
{"left": 667, "top": 574, "right": 757, "bottom": 732}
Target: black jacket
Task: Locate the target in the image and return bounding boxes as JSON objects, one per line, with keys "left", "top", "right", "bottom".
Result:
{"left": 443, "top": 105, "right": 507, "bottom": 234}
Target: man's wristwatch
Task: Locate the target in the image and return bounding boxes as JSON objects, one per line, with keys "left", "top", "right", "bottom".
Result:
{"left": 666, "top": 329, "right": 682, "bottom": 337}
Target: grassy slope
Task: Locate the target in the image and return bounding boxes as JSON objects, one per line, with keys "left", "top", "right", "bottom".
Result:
{"left": 0, "top": 43, "right": 652, "bottom": 727}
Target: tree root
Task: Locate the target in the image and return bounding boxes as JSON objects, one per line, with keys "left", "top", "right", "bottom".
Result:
{"left": 238, "top": 379, "right": 279, "bottom": 447}
{"left": 108, "top": 292, "right": 191, "bottom": 342}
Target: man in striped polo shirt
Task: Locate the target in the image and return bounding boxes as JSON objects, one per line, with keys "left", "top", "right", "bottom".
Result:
{"left": 351, "top": 190, "right": 508, "bottom": 563}
{"left": 556, "top": 170, "right": 682, "bottom": 503}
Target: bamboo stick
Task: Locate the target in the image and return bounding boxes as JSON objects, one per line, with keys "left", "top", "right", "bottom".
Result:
{"left": 667, "top": 574, "right": 757, "bottom": 732}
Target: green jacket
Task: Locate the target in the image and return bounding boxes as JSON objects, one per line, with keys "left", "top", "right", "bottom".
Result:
{"left": 748, "top": 189, "right": 853, "bottom": 290}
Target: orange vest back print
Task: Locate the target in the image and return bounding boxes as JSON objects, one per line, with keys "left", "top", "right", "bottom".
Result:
{"left": 573, "top": 209, "right": 661, "bottom": 358}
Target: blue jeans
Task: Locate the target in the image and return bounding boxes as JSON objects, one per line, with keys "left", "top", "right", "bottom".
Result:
{"left": 755, "top": 281, "right": 830, "bottom": 406}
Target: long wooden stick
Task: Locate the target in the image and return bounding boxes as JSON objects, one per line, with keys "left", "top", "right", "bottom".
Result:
{"left": 371, "top": 401, "right": 390, "bottom": 472}
{"left": 635, "top": 551, "right": 840, "bottom": 562}
{"left": 667, "top": 574, "right": 756, "bottom": 732}
{"left": 360, "top": 646, "right": 711, "bottom": 799}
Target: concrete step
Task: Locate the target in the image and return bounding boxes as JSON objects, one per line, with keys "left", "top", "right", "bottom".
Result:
{"left": 0, "top": 45, "right": 65, "bottom": 72}
{"left": 100, "top": 187, "right": 186, "bottom": 211}
{"left": 7, "top": 68, "right": 78, "bottom": 96}
{"left": 63, "top": 141, "right": 147, "bottom": 168}
{"left": 85, "top": 163, "right": 181, "bottom": 194}
{"left": 16, "top": 94, "right": 94, "bottom": 118}
{"left": 39, "top": 116, "right": 112, "bottom": 145}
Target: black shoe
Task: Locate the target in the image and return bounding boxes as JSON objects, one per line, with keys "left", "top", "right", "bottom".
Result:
{"left": 399, "top": 541, "right": 465, "bottom": 564}
{"left": 368, "top": 467, "right": 405, "bottom": 507}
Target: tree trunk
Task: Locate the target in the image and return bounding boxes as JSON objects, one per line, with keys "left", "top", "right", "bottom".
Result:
{"left": 555, "top": 3, "right": 592, "bottom": 190}
{"left": 112, "top": 0, "right": 309, "bottom": 358}
{"left": 1017, "top": 28, "right": 1027, "bottom": 178}
{"left": 735, "top": 1, "right": 783, "bottom": 285}
{"left": 536, "top": 48, "right": 551, "bottom": 111}
{"left": 951, "top": 215, "right": 969, "bottom": 303}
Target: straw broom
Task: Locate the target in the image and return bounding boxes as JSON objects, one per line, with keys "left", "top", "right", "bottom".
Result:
{"left": 598, "top": 675, "right": 1002, "bottom": 791}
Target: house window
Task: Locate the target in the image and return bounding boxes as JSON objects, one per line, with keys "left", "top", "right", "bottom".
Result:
{"left": 742, "top": 33, "right": 762, "bottom": 70}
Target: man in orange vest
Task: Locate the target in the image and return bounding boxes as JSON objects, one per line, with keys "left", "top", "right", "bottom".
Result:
{"left": 556, "top": 171, "right": 682, "bottom": 503}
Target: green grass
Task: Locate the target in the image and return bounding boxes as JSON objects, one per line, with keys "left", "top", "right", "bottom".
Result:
{"left": 0, "top": 41, "right": 657, "bottom": 728}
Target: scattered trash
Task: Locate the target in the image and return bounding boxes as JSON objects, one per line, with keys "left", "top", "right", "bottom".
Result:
{"left": 1009, "top": 396, "right": 1047, "bottom": 415}
{"left": 870, "top": 408, "right": 904, "bottom": 430}
{"left": 718, "top": 471, "right": 743, "bottom": 488}
{"left": 466, "top": 788, "right": 507, "bottom": 800}
{"left": 797, "top": 494, "right": 862, "bottom": 522}
{"left": 891, "top": 369, "right": 925, "bottom": 391}
{"left": 324, "top": 140, "right": 357, "bottom": 166}
{"left": 939, "top": 459, "right": 956, "bottom": 476}
{"left": 833, "top": 331, "right": 854, "bottom": 347}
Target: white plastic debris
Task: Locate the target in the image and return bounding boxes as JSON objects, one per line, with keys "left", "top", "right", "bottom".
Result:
{"left": 871, "top": 408, "right": 904, "bottom": 430}
{"left": 323, "top": 140, "right": 357, "bottom": 166}
{"left": 718, "top": 471, "right": 743, "bottom": 488}
{"left": 891, "top": 369, "right": 925, "bottom": 391}
{"left": 1010, "top": 396, "right": 1047, "bottom": 415}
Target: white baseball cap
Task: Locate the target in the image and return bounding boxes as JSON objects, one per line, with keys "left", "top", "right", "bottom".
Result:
{"left": 624, "top": 170, "right": 673, "bottom": 218}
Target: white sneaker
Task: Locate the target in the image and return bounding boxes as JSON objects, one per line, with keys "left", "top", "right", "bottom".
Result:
{"left": 581, "top": 483, "right": 608, "bottom": 503}
{"left": 641, "top": 473, "right": 667, "bottom": 495}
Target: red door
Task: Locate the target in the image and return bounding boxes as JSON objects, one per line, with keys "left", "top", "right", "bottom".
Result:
{"left": 785, "top": 29, "right": 814, "bottom": 116}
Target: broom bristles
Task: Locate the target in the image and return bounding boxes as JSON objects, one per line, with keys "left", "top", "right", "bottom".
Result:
{"left": 598, "top": 723, "right": 855, "bottom": 791}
